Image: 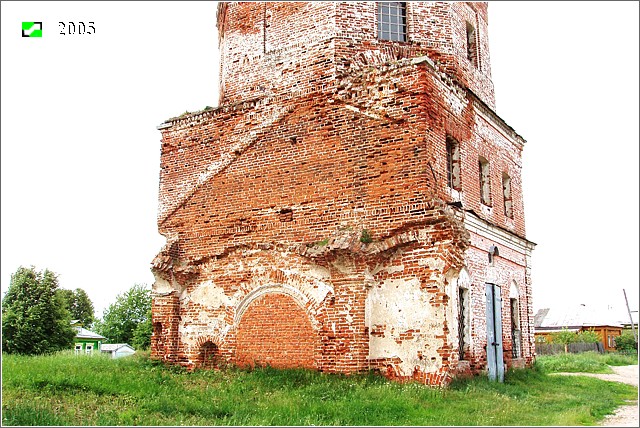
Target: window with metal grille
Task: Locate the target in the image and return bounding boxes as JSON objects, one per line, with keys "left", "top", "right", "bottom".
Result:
{"left": 378, "top": 2, "right": 407, "bottom": 42}
{"left": 458, "top": 287, "right": 468, "bottom": 359}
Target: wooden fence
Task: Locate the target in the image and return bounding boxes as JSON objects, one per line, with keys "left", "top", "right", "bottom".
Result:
{"left": 535, "top": 342, "right": 604, "bottom": 355}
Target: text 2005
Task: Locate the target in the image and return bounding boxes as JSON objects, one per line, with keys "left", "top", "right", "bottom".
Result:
{"left": 59, "top": 22, "right": 95, "bottom": 35}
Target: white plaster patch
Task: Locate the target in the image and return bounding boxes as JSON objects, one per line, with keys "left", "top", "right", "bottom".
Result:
{"left": 485, "top": 265, "right": 498, "bottom": 284}
{"left": 445, "top": 89, "right": 467, "bottom": 116}
{"left": 152, "top": 276, "right": 174, "bottom": 294}
{"left": 331, "top": 258, "right": 355, "bottom": 275}
{"left": 367, "top": 276, "right": 451, "bottom": 377}
{"left": 370, "top": 336, "right": 443, "bottom": 375}
{"left": 302, "top": 265, "right": 331, "bottom": 280}
{"left": 384, "top": 264, "right": 405, "bottom": 274}
{"left": 180, "top": 288, "right": 189, "bottom": 303}
{"left": 191, "top": 280, "right": 231, "bottom": 309}
{"left": 309, "top": 280, "right": 333, "bottom": 304}
{"left": 243, "top": 249, "right": 263, "bottom": 257}
{"left": 368, "top": 278, "right": 427, "bottom": 329}
{"left": 418, "top": 257, "right": 445, "bottom": 270}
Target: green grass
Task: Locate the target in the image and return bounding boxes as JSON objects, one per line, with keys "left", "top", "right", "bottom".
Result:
{"left": 535, "top": 351, "right": 638, "bottom": 374}
{"left": 2, "top": 351, "right": 637, "bottom": 426}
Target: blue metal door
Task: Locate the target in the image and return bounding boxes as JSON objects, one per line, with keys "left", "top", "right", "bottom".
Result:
{"left": 485, "top": 283, "right": 504, "bottom": 382}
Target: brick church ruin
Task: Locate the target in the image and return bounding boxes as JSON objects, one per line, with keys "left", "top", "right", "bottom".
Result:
{"left": 151, "top": 1, "right": 536, "bottom": 385}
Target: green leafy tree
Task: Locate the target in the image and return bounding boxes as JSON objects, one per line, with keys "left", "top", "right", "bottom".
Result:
{"left": 535, "top": 335, "right": 550, "bottom": 344}
{"left": 1, "top": 266, "right": 76, "bottom": 355}
{"left": 551, "top": 328, "right": 578, "bottom": 353}
{"left": 614, "top": 332, "right": 638, "bottom": 353}
{"left": 57, "top": 288, "right": 95, "bottom": 328}
{"left": 576, "top": 329, "right": 601, "bottom": 344}
{"left": 132, "top": 309, "right": 152, "bottom": 350}
{"left": 96, "top": 284, "right": 150, "bottom": 345}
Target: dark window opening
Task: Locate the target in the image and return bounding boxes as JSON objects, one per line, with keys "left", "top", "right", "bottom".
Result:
{"left": 378, "top": 2, "right": 407, "bottom": 42}
{"left": 199, "top": 341, "right": 219, "bottom": 369}
{"left": 479, "top": 157, "right": 491, "bottom": 206}
{"left": 152, "top": 322, "right": 164, "bottom": 354}
{"left": 466, "top": 21, "right": 478, "bottom": 67}
{"left": 510, "top": 298, "right": 521, "bottom": 358}
{"left": 278, "top": 208, "right": 293, "bottom": 222}
{"left": 446, "top": 136, "right": 461, "bottom": 190}
{"left": 502, "top": 173, "right": 513, "bottom": 219}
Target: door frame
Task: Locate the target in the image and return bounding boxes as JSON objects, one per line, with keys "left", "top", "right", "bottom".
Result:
{"left": 485, "top": 283, "right": 504, "bottom": 382}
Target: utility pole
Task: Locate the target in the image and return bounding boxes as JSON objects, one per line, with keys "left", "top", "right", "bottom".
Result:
{"left": 623, "top": 289, "right": 637, "bottom": 342}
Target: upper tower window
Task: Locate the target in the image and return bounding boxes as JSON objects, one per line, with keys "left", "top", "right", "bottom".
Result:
{"left": 446, "top": 136, "right": 461, "bottom": 190}
{"left": 466, "top": 21, "right": 478, "bottom": 67}
{"left": 502, "top": 173, "right": 513, "bottom": 219}
{"left": 479, "top": 157, "right": 491, "bottom": 206}
{"left": 378, "top": 2, "right": 407, "bottom": 42}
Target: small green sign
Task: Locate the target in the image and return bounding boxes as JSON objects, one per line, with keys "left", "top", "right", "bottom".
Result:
{"left": 22, "top": 22, "right": 42, "bottom": 37}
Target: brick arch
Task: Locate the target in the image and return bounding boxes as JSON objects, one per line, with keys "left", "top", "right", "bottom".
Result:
{"left": 234, "top": 291, "right": 320, "bottom": 370}
{"left": 151, "top": 322, "right": 164, "bottom": 358}
{"left": 234, "top": 284, "right": 320, "bottom": 328}
{"left": 196, "top": 340, "right": 220, "bottom": 369}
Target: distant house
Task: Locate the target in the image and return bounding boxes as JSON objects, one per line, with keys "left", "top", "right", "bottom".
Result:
{"left": 100, "top": 343, "right": 135, "bottom": 359}
{"left": 618, "top": 311, "right": 638, "bottom": 336}
{"left": 534, "top": 305, "right": 623, "bottom": 351}
{"left": 71, "top": 320, "right": 105, "bottom": 355}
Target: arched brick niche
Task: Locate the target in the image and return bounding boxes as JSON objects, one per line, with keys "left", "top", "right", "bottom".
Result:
{"left": 234, "top": 292, "right": 320, "bottom": 369}
{"left": 198, "top": 341, "right": 220, "bottom": 369}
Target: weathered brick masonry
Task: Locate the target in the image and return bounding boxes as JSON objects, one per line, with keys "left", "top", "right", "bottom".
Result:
{"left": 151, "top": 1, "right": 536, "bottom": 386}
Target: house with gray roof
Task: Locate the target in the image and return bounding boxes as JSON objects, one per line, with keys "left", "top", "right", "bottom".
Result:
{"left": 71, "top": 320, "right": 105, "bottom": 355}
{"left": 534, "top": 305, "right": 623, "bottom": 351}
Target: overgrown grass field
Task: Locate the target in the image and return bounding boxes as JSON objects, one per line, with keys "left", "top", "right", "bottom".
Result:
{"left": 535, "top": 351, "right": 637, "bottom": 373}
{"left": 2, "top": 351, "right": 637, "bottom": 426}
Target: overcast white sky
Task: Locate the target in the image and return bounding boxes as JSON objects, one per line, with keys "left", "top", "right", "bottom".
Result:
{"left": 1, "top": 1, "right": 638, "bottom": 321}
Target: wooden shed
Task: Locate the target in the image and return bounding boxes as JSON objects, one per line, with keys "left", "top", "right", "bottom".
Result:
{"left": 100, "top": 343, "right": 135, "bottom": 359}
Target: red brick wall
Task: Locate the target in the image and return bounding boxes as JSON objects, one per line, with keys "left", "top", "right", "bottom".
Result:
{"left": 463, "top": 228, "right": 535, "bottom": 373}
{"left": 235, "top": 292, "right": 320, "bottom": 369}
{"left": 151, "top": 1, "right": 535, "bottom": 386}
{"left": 216, "top": 2, "right": 495, "bottom": 108}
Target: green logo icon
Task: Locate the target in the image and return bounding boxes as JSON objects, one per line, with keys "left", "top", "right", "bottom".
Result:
{"left": 22, "top": 22, "right": 42, "bottom": 37}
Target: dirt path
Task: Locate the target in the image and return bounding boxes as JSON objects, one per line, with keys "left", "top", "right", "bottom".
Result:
{"left": 552, "top": 365, "right": 638, "bottom": 426}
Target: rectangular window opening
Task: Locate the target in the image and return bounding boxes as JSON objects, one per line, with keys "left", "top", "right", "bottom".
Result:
{"left": 378, "top": 2, "right": 407, "bottom": 42}
{"left": 458, "top": 287, "right": 469, "bottom": 360}
{"left": 479, "top": 157, "right": 491, "bottom": 206}
{"left": 510, "top": 298, "right": 521, "bottom": 358}
{"left": 446, "top": 136, "right": 461, "bottom": 190}
{"left": 502, "top": 173, "right": 513, "bottom": 219}
{"left": 466, "top": 21, "right": 478, "bottom": 67}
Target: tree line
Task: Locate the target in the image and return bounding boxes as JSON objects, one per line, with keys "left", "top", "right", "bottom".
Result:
{"left": 2, "top": 266, "right": 152, "bottom": 355}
